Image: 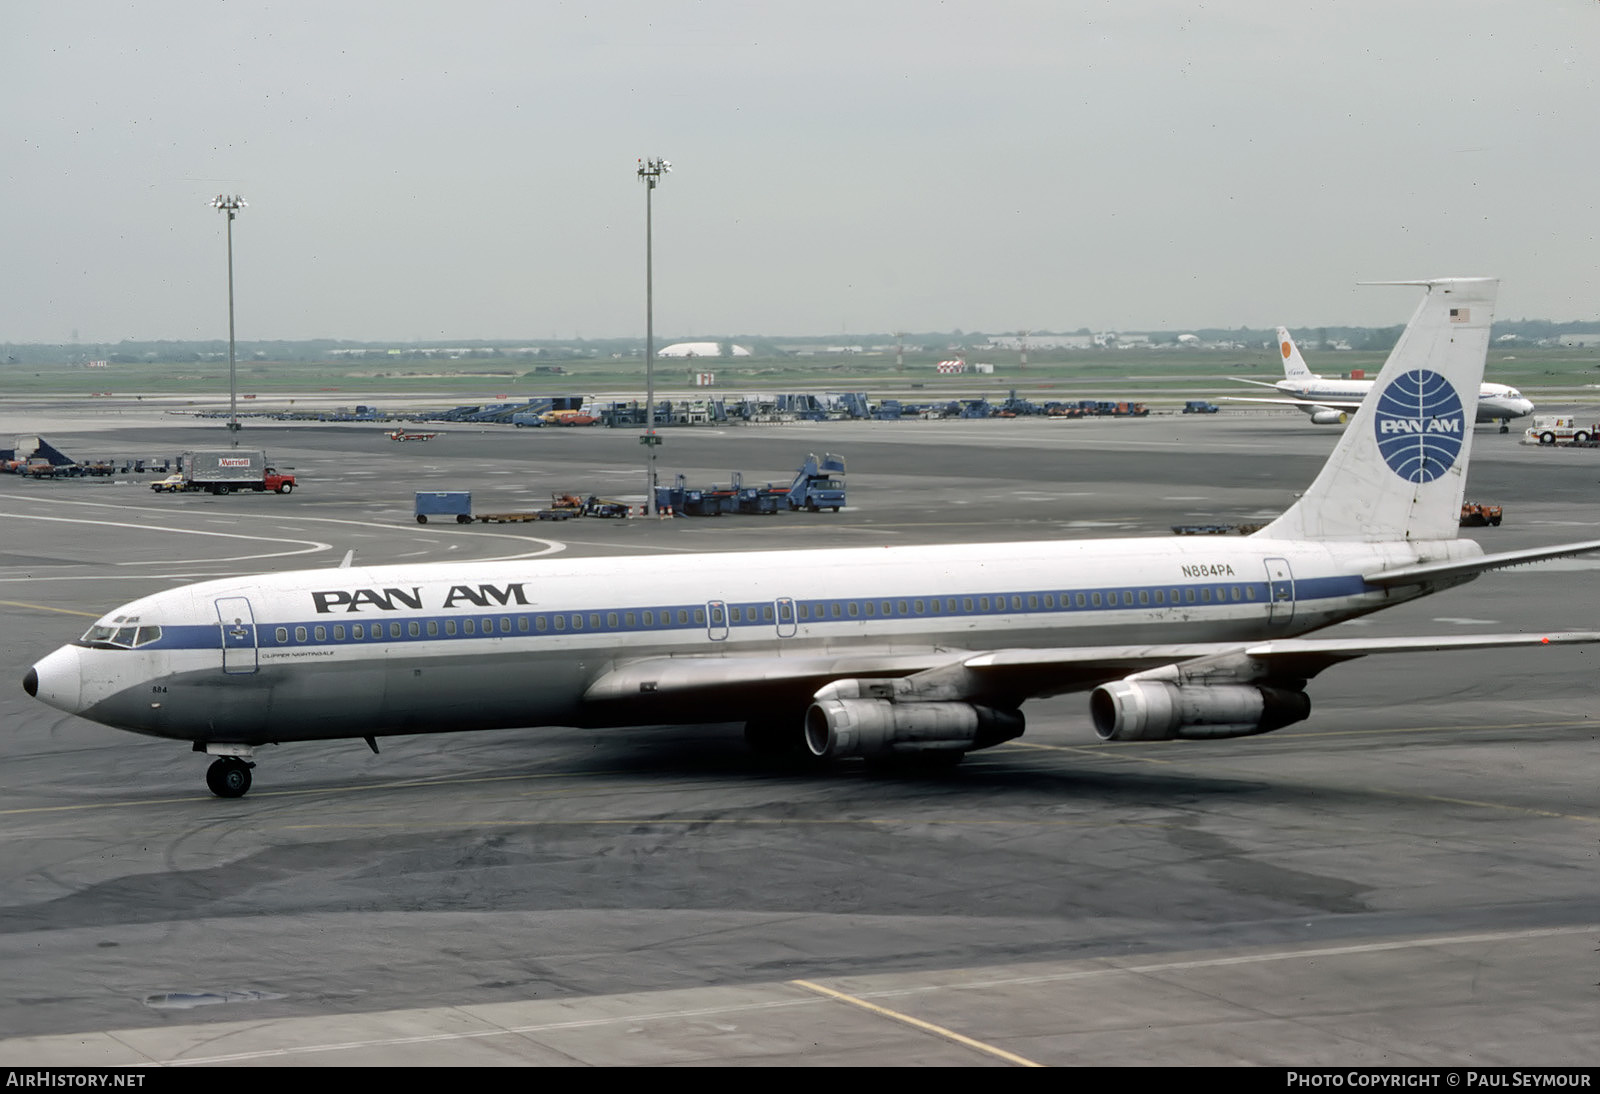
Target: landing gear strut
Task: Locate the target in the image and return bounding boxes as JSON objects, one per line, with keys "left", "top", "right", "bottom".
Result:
{"left": 205, "top": 756, "right": 254, "bottom": 798}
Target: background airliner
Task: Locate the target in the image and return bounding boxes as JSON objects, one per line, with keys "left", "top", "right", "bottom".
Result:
{"left": 1227, "top": 325, "right": 1534, "bottom": 430}
{"left": 23, "top": 279, "right": 1600, "bottom": 798}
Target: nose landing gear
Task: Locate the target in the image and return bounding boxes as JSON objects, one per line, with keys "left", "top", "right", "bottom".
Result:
{"left": 204, "top": 756, "right": 254, "bottom": 798}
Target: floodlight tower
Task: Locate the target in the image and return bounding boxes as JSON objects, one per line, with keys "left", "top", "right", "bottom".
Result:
{"left": 637, "top": 157, "right": 670, "bottom": 514}
{"left": 209, "top": 194, "right": 247, "bottom": 443}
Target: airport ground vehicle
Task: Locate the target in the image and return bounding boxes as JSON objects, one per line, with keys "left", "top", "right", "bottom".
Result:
{"left": 1522, "top": 416, "right": 1600, "bottom": 447}
{"left": 1170, "top": 523, "right": 1265, "bottom": 535}
{"left": 655, "top": 456, "right": 845, "bottom": 516}
{"left": 786, "top": 453, "right": 847, "bottom": 511}
{"left": 3, "top": 437, "right": 89, "bottom": 477}
{"left": 1045, "top": 400, "right": 1151, "bottom": 419}
{"left": 581, "top": 496, "right": 632, "bottom": 518}
{"left": 13, "top": 458, "right": 72, "bottom": 478}
{"left": 544, "top": 410, "right": 600, "bottom": 426}
{"left": 1459, "top": 503, "right": 1503, "bottom": 527}
{"left": 654, "top": 476, "right": 720, "bottom": 516}
{"left": 1107, "top": 401, "right": 1151, "bottom": 417}
{"left": 156, "top": 450, "right": 296, "bottom": 495}
{"left": 415, "top": 491, "right": 610, "bottom": 524}
{"left": 415, "top": 491, "right": 473, "bottom": 524}
{"left": 1183, "top": 400, "right": 1221, "bottom": 414}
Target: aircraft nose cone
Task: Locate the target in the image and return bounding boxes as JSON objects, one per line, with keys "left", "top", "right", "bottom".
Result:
{"left": 26, "top": 646, "right": 84, "bottom": 714}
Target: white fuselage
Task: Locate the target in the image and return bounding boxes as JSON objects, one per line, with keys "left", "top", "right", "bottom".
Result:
{"left": 27, "top": 534, "right": 1481, "bottom": 746}
{"left": 1277, "top": 377, "right": 1532, "bottom": 423}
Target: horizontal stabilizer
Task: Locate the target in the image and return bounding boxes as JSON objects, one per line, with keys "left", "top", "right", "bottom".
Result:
{"left": 1364, "top": 539, "right": 1600, "bottom": 586}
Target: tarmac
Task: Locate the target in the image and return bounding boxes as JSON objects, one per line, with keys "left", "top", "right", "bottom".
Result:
{"left": 1, "top": 399, "right": 1597, "bottom": 1066}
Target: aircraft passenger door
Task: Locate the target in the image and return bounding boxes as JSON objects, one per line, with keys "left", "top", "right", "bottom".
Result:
{"left": 1264, "top": 558, "right": 1295, "bottom": 627}
{"left": 706, "top": 600, "right": 729, "bottom": 641}
{"left": 215, "top": 596, "right": 259, "bottom": 674}
{"left": 775, "top": 597, "right": 797, "bottom": 638}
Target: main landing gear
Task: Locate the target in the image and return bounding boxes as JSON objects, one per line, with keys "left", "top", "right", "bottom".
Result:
{"left": 203, "top": 755, "right": 255, "bottom": 798}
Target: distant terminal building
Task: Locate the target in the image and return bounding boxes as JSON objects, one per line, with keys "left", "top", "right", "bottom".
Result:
{"left": 658, "top": 342, "right": 752, "bottom": 358}
{"left": 1094, "top": 332, "right": 1150, "bottom": 348}
{"left": 984, "top": 334, "right": 1095, "bottom": 351}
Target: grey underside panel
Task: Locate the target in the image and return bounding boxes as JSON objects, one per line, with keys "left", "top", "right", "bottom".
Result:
{"left": 92, "top": 651, "right": 591, "bottom": 744}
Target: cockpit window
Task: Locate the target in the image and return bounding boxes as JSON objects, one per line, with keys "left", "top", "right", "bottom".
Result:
{"left": 78, "top": 624, "right": 163, "bottom": 650}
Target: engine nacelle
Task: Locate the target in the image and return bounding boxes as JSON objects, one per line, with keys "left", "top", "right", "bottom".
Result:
{"left": 805, "top": 699, "right": 1024, "bottom": 759}
{"left": 1089, "top": 680, "right": 1310, "bottom": 742}
{"left": 1310, "top": 408, "right": 1349, "bottom": 425}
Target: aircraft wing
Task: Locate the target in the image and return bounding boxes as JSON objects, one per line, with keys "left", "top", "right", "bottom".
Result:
{"left": 1220, "top": 395, "right": 1365, "bottom": 411}
{"left": 582, "top": 650, "right": 971, "bottom": 716}
{"left": 581, "top": 631, "right": 1600, "bottom": 719}
{"left": 968, "top": 632, "right": 1600, "bottom": 689}
{"left": 582, "top": 642, "right": 1346, "bottom": 710}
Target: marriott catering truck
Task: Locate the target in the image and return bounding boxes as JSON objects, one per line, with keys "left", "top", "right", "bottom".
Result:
{"left": 152, "top": 450, "right": 296, "bottom": 495}
{"left": 1521, "top": 416, "right": 1600, "bottom": 447}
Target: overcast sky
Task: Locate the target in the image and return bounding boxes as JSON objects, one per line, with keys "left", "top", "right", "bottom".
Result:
{"left": 4, "top": 1, "right": 1597, "bottom": 344}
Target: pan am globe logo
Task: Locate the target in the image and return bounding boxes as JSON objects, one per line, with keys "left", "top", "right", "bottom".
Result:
{"left": 1373, "top": 369, "right": 1466, "bottom": 483}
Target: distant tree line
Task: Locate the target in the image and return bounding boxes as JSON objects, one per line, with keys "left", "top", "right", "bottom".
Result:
{"left": 5, "top": 318, "right": 1599, "bottom": 366}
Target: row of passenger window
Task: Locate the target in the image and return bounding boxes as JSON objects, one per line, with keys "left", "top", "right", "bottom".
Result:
{"left": 787, "top": 585, "right": 1256, "bottom": 620}
{"left": 270, "top": 584, "right": 1264, "bottom": 646}
{"left": 274, "top": 607, "right": 711, "bottom": 645}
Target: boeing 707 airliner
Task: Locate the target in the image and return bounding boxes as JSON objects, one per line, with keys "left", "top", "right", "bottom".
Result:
{"left": 1227, "top": 325, "right": 1534, "bottom": 430}
{"left": 24, "top": 278, "right": 1600, "bottom": 797}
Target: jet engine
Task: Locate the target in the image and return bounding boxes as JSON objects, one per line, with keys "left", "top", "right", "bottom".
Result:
{"left": 1089, "top": 680, "right": 1310, "bottom": 742}
{"left": 1310, "top": 408, "right": 1348, "bottom": 425}
{"left": 805, "top": 698, "right": 1024, "bottom": 759}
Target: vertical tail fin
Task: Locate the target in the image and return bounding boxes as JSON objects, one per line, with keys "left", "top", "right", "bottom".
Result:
{"left": 1277, "top": 327, "right": 1317, "bottom": 383}
{"left": 1256, "top": 278, "right": 1497, "bottom": 542}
